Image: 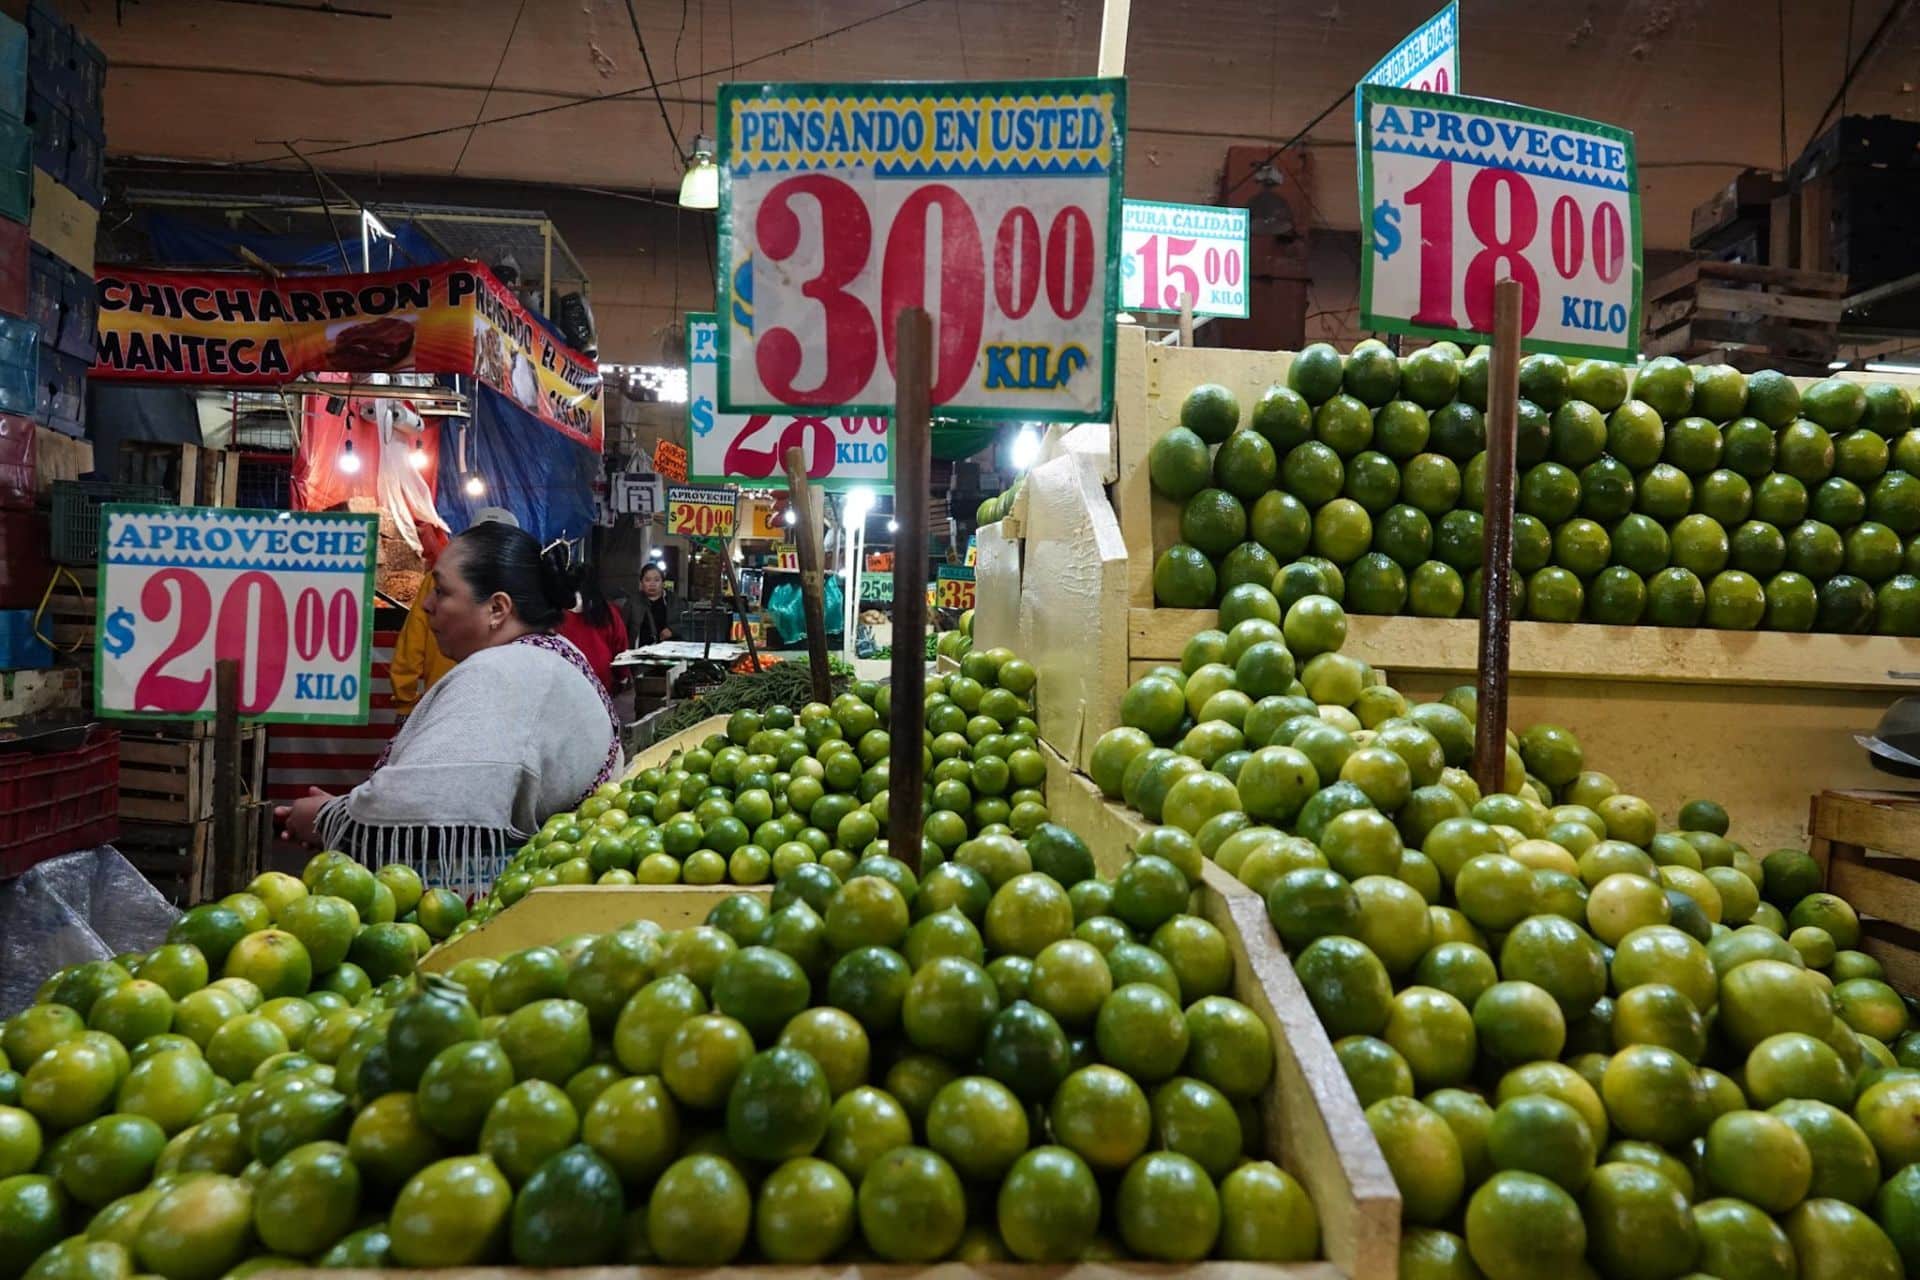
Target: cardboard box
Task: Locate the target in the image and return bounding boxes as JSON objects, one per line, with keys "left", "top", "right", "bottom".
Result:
{"left": 28, "top": 164, "right": 93, "bottom": 269}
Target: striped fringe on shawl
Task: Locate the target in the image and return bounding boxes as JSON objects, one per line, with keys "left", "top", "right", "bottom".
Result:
{"left": 315, "top": 803, "right": 517, "bottom": 900}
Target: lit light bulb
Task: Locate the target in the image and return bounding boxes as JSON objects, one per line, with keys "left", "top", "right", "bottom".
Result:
{"left": 408, "top": 444, "right": 428, "bottom": 470}
{"left": 464, "top": 474, "right": 485, "bottom": 497}
{"left": 887, "top": 519, "right": 898, "bottom": 533}
{"left": 782, "top": 509, "right": 797, "bottom": 525}
{"left": 845, "top": 487, "right": 876, "bottom": 520}
{"left": 338, "top": 440, "right": 362, "bottom": 475}
{"left": 1010, "top": 427, "right": 1042, "bottom": 471}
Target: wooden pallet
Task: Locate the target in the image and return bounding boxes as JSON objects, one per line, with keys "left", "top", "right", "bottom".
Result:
{"left": 114, "top": 726, "right": 268, "bottom": 902}
{"left": 1808, "top": 789, "right": 1920, "bottom": 995}
{"left": 116, "top": 442, "right": 240, "bottom": 508}
{"left": 117, "top": 819, "right": 211, "bottom": 906}
{"left": 1642, "top": 260, "right": 1848, "bottom": 367}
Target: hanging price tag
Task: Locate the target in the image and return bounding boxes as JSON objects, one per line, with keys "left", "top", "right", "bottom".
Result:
{"left": 666, "top": 485, "right": 739, "bottom": 538}
{"left": 96, "top": 505, "right": 376, "bottom": 724}
{"left": 1119, "top": 201, "right": 1249, "bottom": 318}
{"left": 1357, "top": 85, "right": 1642, "bottom": 361}
{"left": 1358, "top": 1, "right": 1460, "bottom": 97}
{"left": 717, "top": 79, "right": 1126, "bottom": 423}
{"left": 935, "top": 564, "right": 976, "bottom": 610}
{"left": 686, "top": 314, "right": 894, "bottom": 490}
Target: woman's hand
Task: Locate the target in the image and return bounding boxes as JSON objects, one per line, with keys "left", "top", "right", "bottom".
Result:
{"left": 659, "top": 627, "right": 674, "bottom": 641}
{"left": 274, "top": 787, "right": 335, "bottom": 847}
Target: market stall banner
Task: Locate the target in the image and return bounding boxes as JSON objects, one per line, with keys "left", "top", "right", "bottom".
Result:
{"left": 434, "top": 383, "right": 600, "bottom": 546}
{"left": 717, "top": 78, "right": 1126, "bottom": 424}
{"left": 687, "top": 313, "right": 893, "bottom": 490}
{"left": 92, "top": 260, "right": 605, "bottom": 451}
{"left": 95, "top": 505, "right": 377, "bottom": 725}
{"left": 1119, "top": 201, "right": 1249, "bottom": 319}
{"left": 1356, "top": 86, "right": 1641, "bottom": 361}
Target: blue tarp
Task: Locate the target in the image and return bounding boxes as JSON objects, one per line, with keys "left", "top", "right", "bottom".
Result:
{"left": 141, "top": 212, "right": 443, "bottom": 273}
{"left": 435, "top": 382, "right": 598, "bottom": 546}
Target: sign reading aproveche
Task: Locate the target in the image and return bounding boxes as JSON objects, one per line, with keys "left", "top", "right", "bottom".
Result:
{"left": 666, "top": 485, "right": 739, "bottom": 539}
{"left": 685, "top": 314, "right": 893, "bottom": 491}
{"left": 1119, "top": 201, "right": 1249, "bottom": 319}
{"left": 96, "top": 506, "right": 376, "bottom": 724}
{"left": 1356, "top": 86, "right": 1642, "bottom": 361}
{"left": 1359, "top": 1, "right": 1460, "bottom": 96}
{"left": 716, "top": 78, "right": 1126, "bottom": 423}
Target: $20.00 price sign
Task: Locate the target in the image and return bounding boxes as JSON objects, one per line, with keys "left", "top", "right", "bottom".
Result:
{"left": 717, "top": 79, "right": 1125, "bottom": 423}
{"left": 1358, "top": 86, "right": 1642, "bottom": 361}
{"left": 97, "top": 506, "right": 375, "bottom": 724}
{"left": 665, "top": 486, "right": 740, "bottom": 539}
{"left": 686, "top": 314, "right": 892, "bottom": 490}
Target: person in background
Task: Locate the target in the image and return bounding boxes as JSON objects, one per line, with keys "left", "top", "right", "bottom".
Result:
{"left": 633, "top": 561, "right": 688, "bottom": 645}
{"left": 557, "top": 559, "right": 629, "bottom": 692}
{"left": 277, "top": 520, "right": 622, "bottom": 893}
{"left": 390, "top": 506, "right": 519, "bottom": 720}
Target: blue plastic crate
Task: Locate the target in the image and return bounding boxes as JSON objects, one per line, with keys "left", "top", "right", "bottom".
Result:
{"left": 0, "top": 314, "right": 38, "bottom": 417}
{"left": 0, "top": 608, "right": 52, "bottom": 670}
{"left": 0, "top": 14, "right": 27, "bottom": 124}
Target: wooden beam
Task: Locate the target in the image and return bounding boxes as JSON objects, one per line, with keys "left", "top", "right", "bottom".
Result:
{"left": 1472, "top": 280, "right": 1522, "bottom": 796}
{"left": 782, "top": 447, "right": 834, "bottom": 705}
{"left": 888, "top": 308, "right": 933, "bottom": 873}
{"left": 1096, "top": 0, "right": 1131, "bottom": 76}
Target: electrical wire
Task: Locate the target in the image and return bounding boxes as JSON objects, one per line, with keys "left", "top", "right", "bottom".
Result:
{"left": 1801, "top": 0, "right": 1913, "bottom": 161}
{"left": 250, "top": 0, "right": 936, "bottom": 168}
{"left": 625, "top": 0, "right": 685, "bottom": 163}
{"left": 451, "top": 0, "right": 528, "bottom": 176}
{"left": 1222, "top": 84, "right": 1355, "bottom": 201}
{"left": 1777, "top": 0, "right": 1789, "bottom": 172}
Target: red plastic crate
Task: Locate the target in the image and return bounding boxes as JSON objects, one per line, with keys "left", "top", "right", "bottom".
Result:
{"left": 0, "top": 726, "right": 118, "bottom": 877}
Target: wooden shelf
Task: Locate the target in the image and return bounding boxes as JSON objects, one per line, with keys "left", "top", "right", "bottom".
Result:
{"left": 1129, "top": 608, "right": 1920, "bottom": 692}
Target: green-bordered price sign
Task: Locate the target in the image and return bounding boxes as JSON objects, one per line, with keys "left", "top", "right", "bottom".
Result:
{"left": 716, "top": 78, "right": 1126, "bottom": 423}
{"left": 96, "top": 505, "right": 377, "bottom": 724}
{"left": 935, "top": 564, "right": 976, "bottom": 610}
{"left": 666, "top": 485, "right": 739, "bottom": 538}
{"left": 858, "top": 572, "right": 894, "bottom": 604}
{"left": 1357, "top": 86, "right": 1642, "bottom": 361}
{"left": 685, "top": 313, "right": 894, "bottom": 491}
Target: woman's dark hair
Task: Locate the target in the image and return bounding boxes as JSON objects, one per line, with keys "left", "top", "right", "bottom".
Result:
{"left": 448, "top": 522, "right": 571, "bottom": 628}
{"left": 569, "top": 559, "right": 614, "bottom": 626}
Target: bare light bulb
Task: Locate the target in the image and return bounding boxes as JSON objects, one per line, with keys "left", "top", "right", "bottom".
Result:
{"left": 464, "top": 475, "right": 485, "bottom": 497}
{"left": 338, "top": 441, "right": 362, "bottom": 475}
{"left": 783, "top": 509, "right": 797, "bottom": 526}
{"left": 408, "top": 444, "right": 429, "bottom": 470}
{"left": 887, "top": 519, "right": 899, "bottom": 533}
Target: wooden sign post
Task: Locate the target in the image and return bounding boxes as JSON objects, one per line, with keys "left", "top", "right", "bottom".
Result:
{"left": 887, "top": 308, "right": 933, "bottom": 874}
{"left": 211, "top": 658, "right": 244, "bottom": 897}
{"left": 1471, "top": 279, "right": 1524, "bottom": 795}
{"left": 782, "top": 446, "right": 835, "bottom": 705}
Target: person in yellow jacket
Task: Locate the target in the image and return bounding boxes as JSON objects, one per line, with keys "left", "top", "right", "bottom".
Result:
{"left": 391, "top": 507, "right": 517, "bottom": 719}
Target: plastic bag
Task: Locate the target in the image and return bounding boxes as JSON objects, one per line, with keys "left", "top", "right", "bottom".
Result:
{"left": 0, "top": 847, "right": 182, "bottom": 1016}
{"left": 766, "top": 576, "right": 846, "bottom": 646}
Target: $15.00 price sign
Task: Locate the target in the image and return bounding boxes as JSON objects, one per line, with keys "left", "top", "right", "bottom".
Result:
{"left": 1119, "top": 201, "right": 1249, "bottom": 319}
{"left": 1357, "top": 85, "right": 1642, "bottom": 361}
{"left": 97, "top": 506, "right": 375, "bottom": 724}
{"left": 686, "top": 314, "right": 892, "bottom": 490}
{"left": 717, "top": 79, "right": 1125, "bottom": 423}
{"left": 665, "top": 486, "right": 740, "bottom": 539}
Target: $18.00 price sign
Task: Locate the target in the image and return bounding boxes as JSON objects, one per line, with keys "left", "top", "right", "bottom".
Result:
{"left": 1119, "top": 201, "right": 1249, "bottom": 319}
{"left": 717, "top": 79, "right": 1125, "bottom": 423}
{"left": 1357, "top": 85, "right": 1642, "bottom": 361}
{"left": 97, "top": 506, "right": 375, "bottom": 724}
{"left": 686, "top": 314, "right": 892, "bottom": 490}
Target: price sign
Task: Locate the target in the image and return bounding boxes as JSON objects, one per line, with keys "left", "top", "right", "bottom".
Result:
{"left": 1119, "top": 201, "right": 1249, "bottom": 318}
{"left": 936, "top": 564, "right": 976, "bottom": 610}
{"left": 1359, "top": 1, "right": 1460, "bottom": 98}
{"left": 858, "top": 571, "right": 894, "bottom": 605}
{"left": 96, "top": 505, "right": 375, "bottom": 724}
{"left": 666, "top": 485, "right": 739, "bottom": 538}
{"left": 717, "top": 78, "right": 1126, "bottom": 424}
{"left": 1357, "top": 86, "right": 1641, "bottom": 361}
{"left": 686, "top": 314, "right": 893, "bottom": 490}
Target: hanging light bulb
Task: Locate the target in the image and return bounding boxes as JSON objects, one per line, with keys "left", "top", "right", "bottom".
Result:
{"left": 783, "top": 508, "right": 797, "bottom": 526}
{"left": 464, "top": 474, "right": 485, "bottom": 497}
{"left": 887, "top": 519, "right": 899, "bottom": 533}
{"left": 338, "top": 437, "right": 362, "bottom": 475}
{"left": 408, "top": 441, "right": 429, "bottom": 470}
{"left": 679, "top": 135, "right": 719, "bottom": 210}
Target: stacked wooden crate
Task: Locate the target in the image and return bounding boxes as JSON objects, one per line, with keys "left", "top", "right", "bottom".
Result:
{"left": 115, "top": 723, "right": 267, "bottom": 904}
{"left": 1642, "top": 260, "right": 1848, "bottom": 372}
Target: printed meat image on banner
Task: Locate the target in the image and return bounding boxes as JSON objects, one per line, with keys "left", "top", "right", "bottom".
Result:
{"left": 93, "top": 259, "right": 605, "bottom": 450}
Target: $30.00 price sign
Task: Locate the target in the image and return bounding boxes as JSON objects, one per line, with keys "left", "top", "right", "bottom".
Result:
{"left": 686, "top": 314, "right": 892, "bottom": 490}
{"left": 717, "top": 79, "right": 1126, "bottom": 423}
{"left": 665, "top": 486, "right": 740, "bottom": 539}
{"left": 97, "top": 506, "right": 376, "bottom": 724}
{"left": 1357, "top": 86, "right": 1642, "bottom": 361}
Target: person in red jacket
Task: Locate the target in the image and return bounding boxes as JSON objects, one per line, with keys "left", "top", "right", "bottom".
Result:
{"left": 556, "top": 559, "right": 629, "bottom": 694}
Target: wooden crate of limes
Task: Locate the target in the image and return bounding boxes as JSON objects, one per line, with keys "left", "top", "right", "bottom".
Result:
{"left": 1808, "top": 788, "right": 1920, "bottom": 995}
